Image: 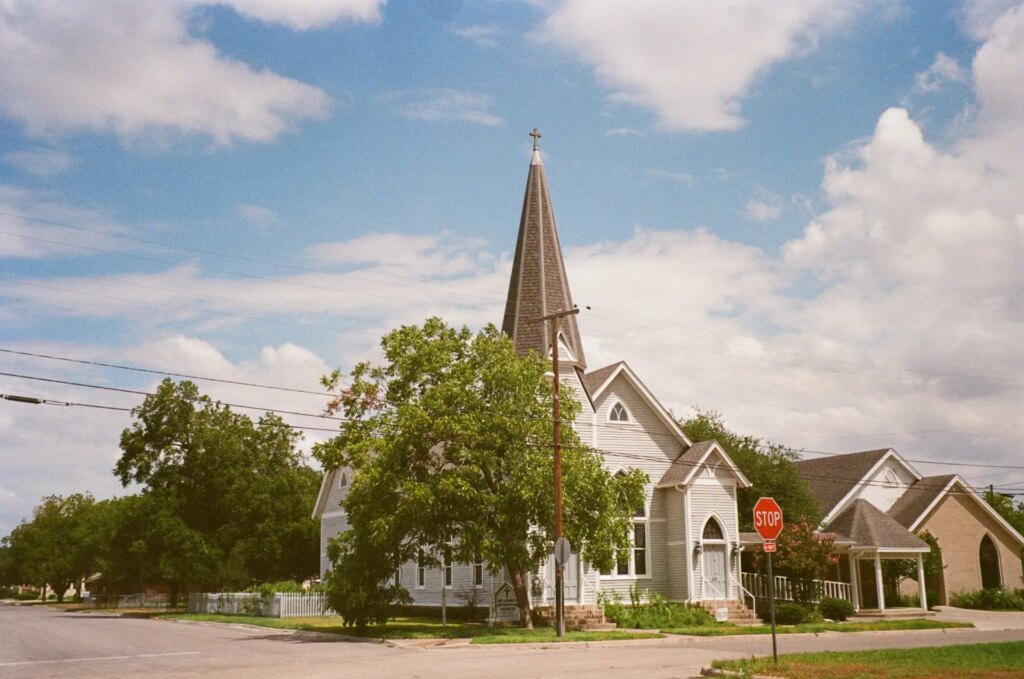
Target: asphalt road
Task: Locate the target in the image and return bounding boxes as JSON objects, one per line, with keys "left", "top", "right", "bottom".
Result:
{"left": 2, "top": 603, "right": 1024, "bottom": 679}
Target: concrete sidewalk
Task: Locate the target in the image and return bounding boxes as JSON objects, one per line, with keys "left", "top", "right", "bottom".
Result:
{"left": 930, "top": 605, "right": 1024, "bottom": 630}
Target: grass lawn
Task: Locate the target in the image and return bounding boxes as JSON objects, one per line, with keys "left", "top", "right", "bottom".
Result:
{"left": 712, "top": 640, "right": 1024, "bottom": 678}
{"left": 663, "top": 618, "right": 971, "bottom": 636}
{"left": 160, "top": 613, "right": 661, "bottom": 644}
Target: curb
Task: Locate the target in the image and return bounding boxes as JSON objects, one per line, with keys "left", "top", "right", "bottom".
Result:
{"left": 151, "top": 615, "right": 399, "bottom": 647}
{"left": 701, "top": 667, "right": 781, "bottom": 679}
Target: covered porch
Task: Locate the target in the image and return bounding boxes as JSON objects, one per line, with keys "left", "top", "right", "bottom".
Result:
{"left": 738, "top": 499, "right": 933, "bottom": 613}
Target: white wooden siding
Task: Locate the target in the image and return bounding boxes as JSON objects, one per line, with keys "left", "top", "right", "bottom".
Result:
{"left": 319, "top": 512, "right": 350, "bottom": 578}
{"left": 845, "top": 460, "right": 917, "bottom": 515}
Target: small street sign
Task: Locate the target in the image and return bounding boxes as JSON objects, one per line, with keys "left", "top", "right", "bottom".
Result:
{"left": 753, "top": 497, "right": 784, "bottom": 541}
{"left": 554, "top": 537, "right": 571, "bottom": 565}
{"left": 763, "top": 540, "right": 777, "bottom": 553}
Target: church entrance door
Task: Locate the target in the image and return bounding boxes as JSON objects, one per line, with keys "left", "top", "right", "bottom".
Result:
{"left": 702, "top": 545, "right": 728, "bottom": 599}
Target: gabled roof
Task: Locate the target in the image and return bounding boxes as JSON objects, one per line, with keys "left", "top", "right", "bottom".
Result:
{"left": 312, "top": 467, "right": 339, "bottom": 519}
{"left": 501, "top": 136, "right": 585, "bottom": 368}
{"left": 825, "top": 499, "right": 929, "bottom": 552}
{"left": 657, "top": 440, "right": 752, "bottom": 488}
{"left": 581, "top": 361, "right": 622, "bottom": 397}
{"left": 793, "top": 448, "right": 904, "bottom": 519}
{"left": 893, "top": 475, "right": 1024, "bottom": 547}
{"left": 582, "top": 360, "right": 691, "bottom": 447}
{"left": 887, "top": 474, "right": 957, "bottom": 529}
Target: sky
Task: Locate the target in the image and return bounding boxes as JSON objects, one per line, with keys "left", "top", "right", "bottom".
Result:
{"left": 1, "top": 0, "right": 1022, "bottom": 535}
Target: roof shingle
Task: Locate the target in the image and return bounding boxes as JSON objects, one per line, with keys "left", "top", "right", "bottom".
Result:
{"left": 825, "top": 499, "right": 928, "bottom": 551}
{"left": 793, "top": 449, "right": 891, "bottom": 518}
{"left": 887, "top": 475, "right": 957, "bottom": 528}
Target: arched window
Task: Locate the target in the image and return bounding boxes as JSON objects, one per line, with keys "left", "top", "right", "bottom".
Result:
{"left": 702, "top": 517, "right": 724, "bottom": 541}
{"left": 979, "top": 534, "right": 1001, "bottom": 589}
{"left": 609, "top": 402, "right": 630, "bottom": 423}
{"left": 882, "top": 469, "right": 899, "bottom": 488}
{"left": 339, "top": 471, "right": 348, "bottom": 488}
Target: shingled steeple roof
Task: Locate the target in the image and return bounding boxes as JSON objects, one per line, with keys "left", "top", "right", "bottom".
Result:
{"left": 501, "top": 129, "right": 586, "bottom": 368}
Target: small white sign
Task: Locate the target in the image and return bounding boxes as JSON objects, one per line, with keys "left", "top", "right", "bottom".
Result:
{"left": 716, "top": 607, "right": 729, "bottom": 622}
{"left": 494, "top": 583, "right": 519, "bottom": 622}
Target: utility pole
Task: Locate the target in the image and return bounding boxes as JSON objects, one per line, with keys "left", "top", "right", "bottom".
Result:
{"left": 535, "top": 306, "right": 580, "bottom": 638}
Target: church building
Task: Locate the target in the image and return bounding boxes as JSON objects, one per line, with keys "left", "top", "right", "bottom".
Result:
{"left": 313, "top": 132, "right": 754, "bottom": 614}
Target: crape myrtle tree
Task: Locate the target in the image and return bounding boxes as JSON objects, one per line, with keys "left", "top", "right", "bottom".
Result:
{"left": 115, "top": 379, "right": 320, "bottom": 603}
{"left": 315, "top": 319, "right": 647, "bottom": 629}
{"left": 753, "top": 516, "right": 838, "bottom": 605}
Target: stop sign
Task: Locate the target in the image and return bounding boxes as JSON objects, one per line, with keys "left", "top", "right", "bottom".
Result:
{"left": 753, "top": 497, "right": 784, "bottom": 541}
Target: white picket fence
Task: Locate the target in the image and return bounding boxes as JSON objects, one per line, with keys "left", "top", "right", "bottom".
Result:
{"left": 188, "top": 592, "right": 338, "bottom": 618}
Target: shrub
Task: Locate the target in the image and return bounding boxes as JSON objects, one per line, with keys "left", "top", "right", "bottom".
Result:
{"left": 819, "top": 597, "right": 855, "bottom": 621}
{"left": 904, "top": 590, "right": 941, "bottom": 610}
{"left": 14, "top": 591, "right": 40, "bottom": 601}
{"left": 766, "top": 601, "right": 808, "bottom": 625}
{"left": 950, "top": 588, "right": 1024, "bottom": 611}
{"left": 599, "top": 587, "right": 715, "bottom": 629}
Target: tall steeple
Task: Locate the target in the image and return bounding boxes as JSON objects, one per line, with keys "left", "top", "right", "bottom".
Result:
{"left": 501, "top": 129, "right": 586, "bottom": 369}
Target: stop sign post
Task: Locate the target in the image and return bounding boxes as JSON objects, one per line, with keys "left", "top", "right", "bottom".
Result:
{"left": 753, "top": 497, "right": 783, "bottom": 663}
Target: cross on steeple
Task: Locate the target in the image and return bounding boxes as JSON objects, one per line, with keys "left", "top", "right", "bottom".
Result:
{"left": 529, "top": 127, "right": 542, "bottom": 150}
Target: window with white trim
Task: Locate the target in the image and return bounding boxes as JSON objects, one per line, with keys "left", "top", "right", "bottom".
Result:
{"left": 338, "top": 471, "right": 348, "bottom": 488}
{"left": 610, "top": 480, "right": 649, "bottom": 577}
{"left": 882, "top": 469, "right": 899, "bottom": 488}
{"left": 473, "top": 552, "right": 484, "bottom": 588}
{"left": 416, "top": 549, "right": 426, "bottom": 589}
{"left": 443, "top": 556, "right": 452, "bottom": 589}
{"left": 609, "top": 402, "right": 630, "bottom": 423}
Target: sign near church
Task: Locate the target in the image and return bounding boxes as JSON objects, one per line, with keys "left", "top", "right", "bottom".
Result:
{"left": 493, "top": 583, "right": 519, "bottom": 622}
{"left": 753, "top": 497, "right": 784, "bottom": 541}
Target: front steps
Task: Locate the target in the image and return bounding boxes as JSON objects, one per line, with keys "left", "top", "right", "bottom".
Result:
{"left": 698, "top": 599, "right": 759, "bottom": 625}
{"left": 532, "top": 604, "right": 617, "bottom": 631}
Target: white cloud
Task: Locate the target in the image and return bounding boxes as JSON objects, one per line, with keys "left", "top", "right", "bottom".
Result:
{"left": 539, "top": 0, "right": 860, "bottom": 131}
{"left": 914, "top": 52, "right": 968, "bottom": 93}
{"left": 386, "top": 89, "right": 505, "bottom": 126}
{"left": 4, "top": 148, "right": 77, "bottom": 178}
{"left": 212, "top": 0, "right": 385, "bottom": 30}
{"left": 452, "top": 24, "right": 502, "bottom": 48}
{"left": 237, "top": 204, "right": 278, "bottom": 224}
{"left": 0, "top": 0, "right": 353, "bottom": 146}
{"left": 646, "top": 169, "right": 695, "bottom": 187}
{"left": 605, "top": 127, "right": 641, "bottom": 137}
{"left": 0, "top": 185, "right": 132, "bottom": 259}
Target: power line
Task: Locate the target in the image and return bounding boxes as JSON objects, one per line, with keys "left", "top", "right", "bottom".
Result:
{"left": 0, "top": 372, "right": 342, "bottom": 422}
{"left": 0, "top": 348, "right": 327, "bottom": 396}
{"left": 3, "top": 349, "right": 1021, "bottom": 470}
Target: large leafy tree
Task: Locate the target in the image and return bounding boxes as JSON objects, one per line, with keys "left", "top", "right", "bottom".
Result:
{"left": 4, "top": 493, "right": 97, "bottom": 601}
{"left": 754, "top": 516, "right": 837, "bottom": 604}
{"left": 681, "top": 410, "right": 822, "bottom": 529}
{"left": 315, "top": 319, "right": 646, "bottom": 628}
{"left": 114, "top": 379, "right": 320, "bottom": 600}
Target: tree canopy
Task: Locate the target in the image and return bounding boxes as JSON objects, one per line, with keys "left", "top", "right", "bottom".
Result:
{"left": 315, "top": 319, "right": 646, "bottom": 628}
{"left": 113, "top": 378, "right": 320, "bottom": 602}
{"left": 680, "top": 410, "right": 822, "bottom": 529}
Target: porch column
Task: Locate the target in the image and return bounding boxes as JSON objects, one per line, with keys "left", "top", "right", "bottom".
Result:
{"left": 874, "top": 553, "right": 885, "bottom": 611}
{"left": 848, "top": 554, "right": 860, "bottom": 612}
{"left": 916, "top": 554, "right": 927, "bottom": 612}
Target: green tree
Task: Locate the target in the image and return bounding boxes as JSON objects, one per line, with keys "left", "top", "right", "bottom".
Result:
{"left": 315, "top": 319, "right": 646, "bottom": 628}
{"left": 882, "top": 530, "right": 944, "bottom": 603}
{"left": 680, "top": 411, "right": 821, "bottom": 529}
{"left": 115, "top": 379, "right": 320, "bottom": 598}
{"left": 5, "top": 494, "right": 97, "bottom": 601}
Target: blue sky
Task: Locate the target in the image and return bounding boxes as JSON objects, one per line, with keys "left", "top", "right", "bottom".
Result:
{"left": 2, "top": 0, "right": 1022, "bottom": 535}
